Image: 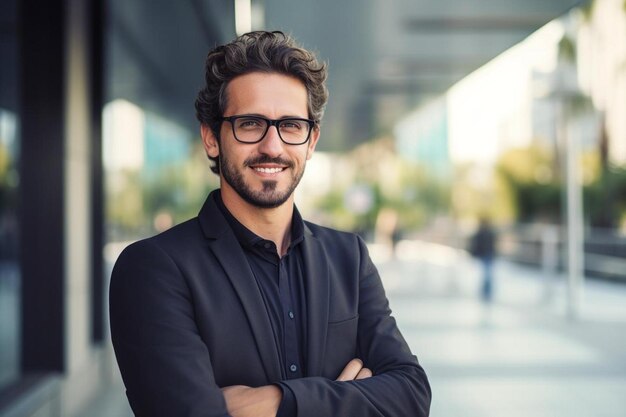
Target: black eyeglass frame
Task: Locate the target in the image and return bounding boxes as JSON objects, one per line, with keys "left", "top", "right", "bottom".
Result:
{"left": 221, "top": 115, "right": 318, "bottom": 145}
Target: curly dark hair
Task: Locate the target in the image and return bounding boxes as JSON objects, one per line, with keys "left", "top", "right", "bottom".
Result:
{"left": 195, "top": 31, "right": 329, "bottom": 174}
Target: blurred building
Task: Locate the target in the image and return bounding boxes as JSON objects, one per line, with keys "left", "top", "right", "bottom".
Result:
{"left": 0, "top": 0, "right": 234, "bottom": 416}
{"left": 392, "top": 2, "right": 626, "bottom": 224}
{"left": 394, "top": 96, "right": 451, "bottom": 181}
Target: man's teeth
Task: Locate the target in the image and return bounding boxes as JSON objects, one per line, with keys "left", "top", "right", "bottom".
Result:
{"left": 254, "top": 167, "right": 284, "bottom": 173}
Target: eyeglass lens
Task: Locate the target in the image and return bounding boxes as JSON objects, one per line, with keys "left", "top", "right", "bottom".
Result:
{"left": 232, "top": 116, "right": 310, "bottom": 144}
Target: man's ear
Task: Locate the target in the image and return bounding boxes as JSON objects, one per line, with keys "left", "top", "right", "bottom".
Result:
{"left": 201, "top": 124, "right": 219, "bottom": 158}
{"left": 306, "top": 127, "right": 320, "bottom": 160}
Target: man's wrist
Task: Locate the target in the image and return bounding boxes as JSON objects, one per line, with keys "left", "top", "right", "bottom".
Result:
{"left": 221, "top": 385, "right": 282, "bottom": 417}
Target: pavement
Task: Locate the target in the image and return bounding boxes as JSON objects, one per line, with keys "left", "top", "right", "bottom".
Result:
{"left": 379, "top": 240, "right": 626, "bottom": 417}
{"left": 79, "top": 241, "right": 626, "bottom": 417}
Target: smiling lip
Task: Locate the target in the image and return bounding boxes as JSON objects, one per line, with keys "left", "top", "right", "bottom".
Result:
{"left": 250, "top": 165, "right": 287, "bottom": 175}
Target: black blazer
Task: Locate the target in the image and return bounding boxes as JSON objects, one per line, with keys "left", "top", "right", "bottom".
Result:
{"left": 110, "top": 191, "right": 431, "bottom": 417}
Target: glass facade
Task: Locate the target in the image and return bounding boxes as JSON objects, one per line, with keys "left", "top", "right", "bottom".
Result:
{"left": 0, "top": 0, "right": 20, "bottom": 390}
{"left": 103, "top": 0, "right": 227, "bottom": 247}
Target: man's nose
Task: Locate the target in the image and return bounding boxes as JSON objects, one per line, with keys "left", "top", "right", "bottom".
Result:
{"left": 257, "top": 125, "right": 284, "bottom": 156}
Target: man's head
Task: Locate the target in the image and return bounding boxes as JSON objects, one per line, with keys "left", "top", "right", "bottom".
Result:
{"left": 195, "top": 31, "right": 328, "bottom": 175}
{"left": 196, "top": 31, "right": 329, "bottom": 209}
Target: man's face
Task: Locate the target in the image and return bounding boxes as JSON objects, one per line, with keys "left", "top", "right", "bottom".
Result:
{"left": 202, "top": 72, "right": 319, "bottom": 209}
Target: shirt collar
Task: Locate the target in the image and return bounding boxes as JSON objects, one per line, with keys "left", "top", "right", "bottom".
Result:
{"left": 214, "top": 190, "right": 305, "bottom": 251}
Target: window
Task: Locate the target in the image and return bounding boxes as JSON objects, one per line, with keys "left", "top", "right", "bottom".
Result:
{"left": 0, "top": 0, "right": 20, "bottom": 390}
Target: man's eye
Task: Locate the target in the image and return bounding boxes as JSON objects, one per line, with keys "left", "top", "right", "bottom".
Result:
{"left": 237, "top": 118, "right": 263, "bottom": 128}
{"left": 280, "top": 120, "right": 303, "bottom": 130}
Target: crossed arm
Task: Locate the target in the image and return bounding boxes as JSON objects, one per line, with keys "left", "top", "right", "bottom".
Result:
{"left": 221, "top": 358, "right": 372, "bottom": 417}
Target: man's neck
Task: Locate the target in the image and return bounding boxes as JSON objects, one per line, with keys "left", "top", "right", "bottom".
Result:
{"left": 220, "top": 188, "right": 294, "bottom": 256}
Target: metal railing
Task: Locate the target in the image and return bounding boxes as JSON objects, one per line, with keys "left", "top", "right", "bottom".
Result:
{"left": 497, "top": 224, "right": 626, "bottom": 281}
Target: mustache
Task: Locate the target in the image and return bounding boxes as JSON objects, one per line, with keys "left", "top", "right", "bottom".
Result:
{"left": 244, "top": 155, "right": 294, "bottom": 168}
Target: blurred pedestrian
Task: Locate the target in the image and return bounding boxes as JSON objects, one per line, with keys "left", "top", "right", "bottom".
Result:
{"left": 469, "top": 218, "right": 497, "bottom": 302}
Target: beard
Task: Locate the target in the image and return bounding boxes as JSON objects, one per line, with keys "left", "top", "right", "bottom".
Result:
{"left": 220, "top": 153, "right": 306, "bottom": 209}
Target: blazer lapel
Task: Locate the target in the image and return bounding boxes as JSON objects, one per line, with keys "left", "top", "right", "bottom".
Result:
{"left": 301, "top": 225, "right": 330, "bottom": 376}
{"left": 199, "top": 192, "right": 282, "bottom": 383}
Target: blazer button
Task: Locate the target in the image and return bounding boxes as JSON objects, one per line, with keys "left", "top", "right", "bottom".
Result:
{"left": 289, "top": 364, "right": 297, "bottom": 372}
{"left": 288, "top": 311, "right": 294, "bottom": 319}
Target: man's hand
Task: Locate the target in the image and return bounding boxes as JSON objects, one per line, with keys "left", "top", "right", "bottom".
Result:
{"left": 221, "top": 385, "right": 282, "bottom": 417}
{"left": 221, "top": 358, "right": 371, "bottom": 416}
{"left": 336, "top": 358, "right": 373, "bottom": 381}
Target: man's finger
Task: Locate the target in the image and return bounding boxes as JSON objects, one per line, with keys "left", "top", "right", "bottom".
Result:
{"left": 336, "top": 358, "right": 364, "bottom": 381}
{"left": 355, "top": 367, "right": 372, "bottom": 380}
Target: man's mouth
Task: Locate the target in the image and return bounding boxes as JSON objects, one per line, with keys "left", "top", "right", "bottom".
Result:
{"left": 253, "top": 166, "right": 285, "bottom": 174}
{"left": 246, "top": 156, "right": 293, "bottom": 175}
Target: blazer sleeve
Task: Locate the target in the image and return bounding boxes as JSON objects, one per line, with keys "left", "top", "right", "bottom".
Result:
{"left": 279, "top": 237, "right": 432, "bottom": 417}
{"left": 109, "top": 239, "right": 230, "bottom": 417}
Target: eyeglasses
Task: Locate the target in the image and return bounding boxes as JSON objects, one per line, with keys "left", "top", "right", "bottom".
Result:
{"left": 221, "top": 115, "right": 316, "bottom": 145}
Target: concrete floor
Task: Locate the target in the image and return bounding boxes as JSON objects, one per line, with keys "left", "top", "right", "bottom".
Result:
{"left": 75, "top": 243, "right": 626, "bottom": 416}
{"left": 380, "top": 244, "right": 626, "bottom": 417}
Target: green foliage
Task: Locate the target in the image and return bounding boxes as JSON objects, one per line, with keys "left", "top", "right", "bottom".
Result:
{"left": 558, "top": 34, "right": 577, "bottom": 63}
{"left": 496, "top": 145, "right": 626, "bottom": 227}
{"left": 106, "top": 141, "right": 217, "bottom": 239}
{"left": 500, "top": 170, "right": 562, "bottom": 222}
{"left": 396, "top": 170, "right": 450, "bottom": 229}
{"left": 584, "top": 166, "right": 626, "bottom": 228}
{"left": 496, "top": 145, "right": 562, "bottom": 222}
{"left": 312, "top": 161, "right": 450, "bottom": 234}
{"left": 0, "top": 143, "right": 17, "bottom": 209}
{"left": 315, "top": 189, "right": 357, "bottom": 231}
{"left": 580, "top": 0, "right": 595, "bottom": 21}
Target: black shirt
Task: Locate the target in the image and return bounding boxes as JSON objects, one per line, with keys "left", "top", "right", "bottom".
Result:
{"left": 215, "top": 192, "right": 305, "bottom": 416}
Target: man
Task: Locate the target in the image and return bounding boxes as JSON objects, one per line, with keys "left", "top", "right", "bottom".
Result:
{"left": 110, "top": 31, "right": 431, "bottom": 417}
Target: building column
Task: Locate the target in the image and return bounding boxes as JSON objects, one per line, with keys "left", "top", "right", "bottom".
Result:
{"left": 19, "top": 0, "right": 104, "bottom": 400}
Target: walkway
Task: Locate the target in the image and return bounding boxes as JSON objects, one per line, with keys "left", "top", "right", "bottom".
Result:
{"left": 379, "top": 240, "right": 626, "bottom": 417}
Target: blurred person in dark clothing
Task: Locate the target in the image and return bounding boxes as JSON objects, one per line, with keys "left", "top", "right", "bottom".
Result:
{"left": 470, "top": 218, "right": 497, "bottom": 302}
{"left": 109, "top": 31, "right": 430, "bottom": 417}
